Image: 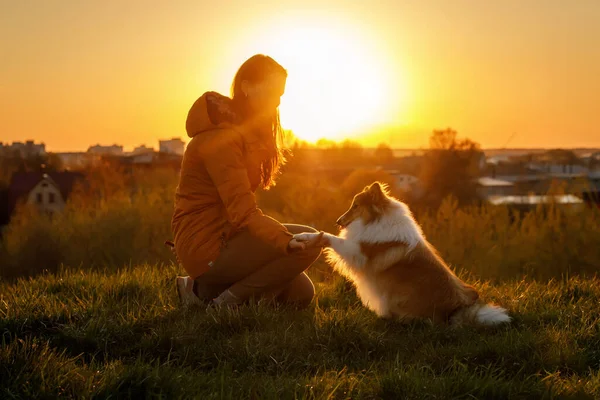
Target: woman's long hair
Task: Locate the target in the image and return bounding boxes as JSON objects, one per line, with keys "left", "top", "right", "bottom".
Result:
{"left": 230, "top": 54, "right": 287, "bottom": 189}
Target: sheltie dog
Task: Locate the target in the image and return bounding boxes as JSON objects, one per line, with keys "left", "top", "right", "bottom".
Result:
{"left": 294, "top": 182, "right": 510, "bottom": 326}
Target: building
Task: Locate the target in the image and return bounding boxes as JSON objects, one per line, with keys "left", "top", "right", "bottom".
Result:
{"left": 56, "top": 152, "right": 100, "bottom": 169}
{"left": 526, "top": 162, "right": 589, "bottom": 175}
{"left": 394, "top": 174, "right": 420, "bottom": 192}
{"left": 476, "top": 177, "right": 515, "bottom": 198}
{"left": 7, "top": 171, "right": 84, "bottom": 216}
{"left": 129, "top": 152, "right": 155, "bottom": 164}
{"left": 475, "top": 170, "right": 600, "bottom": 211}
{"left": 87, "top": 144, "right": 124, "bottom": 156}
{"left": 486, "top": 194, "right": 585, "bottom": 213}
{"left": 159, "top": 138, "right": 185, "bottom": 155}
{"left": 0, "top": 140, "right": 46, "bottom": 156}
{"left": 383, "top": 170, "right": 421, "bottom": 192}
{"left": 131, "top": 145, "right": 154, "bottom": 155}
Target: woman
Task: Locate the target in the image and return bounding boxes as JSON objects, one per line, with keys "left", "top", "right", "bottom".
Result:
{"left": 171, "top": 54, "right": 321, "bottom": 308}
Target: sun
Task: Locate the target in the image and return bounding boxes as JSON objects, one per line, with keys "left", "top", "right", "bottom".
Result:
{"left": 240, "top": 17, "right": 406, "bottom": 143}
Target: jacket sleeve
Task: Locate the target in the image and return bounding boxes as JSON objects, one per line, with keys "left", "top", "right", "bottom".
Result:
{"left": 202, "top": 131, "right": 293, "bottom": 254}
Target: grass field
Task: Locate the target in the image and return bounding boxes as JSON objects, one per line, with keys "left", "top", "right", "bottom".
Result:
{"left": 2, "top": 263, "right": 599, "bottom": 399}
{"left": 1, "top": 171, "right": 599, "bottom": 398}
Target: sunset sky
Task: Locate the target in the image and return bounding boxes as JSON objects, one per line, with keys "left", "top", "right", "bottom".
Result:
{"left": 2, "top": 1, "right": 599, "bottom": 152}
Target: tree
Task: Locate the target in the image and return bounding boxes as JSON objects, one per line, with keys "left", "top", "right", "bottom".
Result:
{"left": 374, "top": 143, "right": 395, "bottom": 164}
{"left": 340, "top": 168, "right": 399, "bottom": 198}
{"left": 543, "top": 149, "right": 580, "bottom": 165}
{"left": 418, "top": 128, "right": 483, "bottom": 208}
{"left": 315, "top": 138, "right": 337, "bottom": 149}
{"left": 339, "top": 139, "right": 363, "bottom": 161}
{"left": 0, "top": 149, "right": 63, "bottom": 188}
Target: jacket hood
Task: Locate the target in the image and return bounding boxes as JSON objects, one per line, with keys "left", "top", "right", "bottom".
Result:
{"left": 185, "top": 92, "right": 241, "bottom": 138}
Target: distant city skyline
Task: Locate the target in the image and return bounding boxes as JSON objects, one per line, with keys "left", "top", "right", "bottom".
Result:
{"left": 0, "top": 137, "right": 186, "bottom": 155}
{"left": 2, "top": 138, "right": 599, "bottom": 156}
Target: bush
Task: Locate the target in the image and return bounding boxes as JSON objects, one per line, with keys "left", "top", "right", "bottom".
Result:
{"left": 1, "top": 166, "right": 599, "bottom": 282}
{"left": 0, "top": 169, "right": 178, "bottom": 279}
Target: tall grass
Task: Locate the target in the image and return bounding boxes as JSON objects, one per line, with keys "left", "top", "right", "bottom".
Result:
{"left": 0, "top": 169, "right": 177, "bottom": 279}
{"left": 421, "top": 197, "right": 600, "bottom": 281}
{"left": 1, "top": 168, "right": 599, "bottom": 281}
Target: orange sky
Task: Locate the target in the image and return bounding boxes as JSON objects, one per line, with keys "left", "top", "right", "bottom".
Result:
{"left": 2, "top": 1, "right": 599, "bottom": 152}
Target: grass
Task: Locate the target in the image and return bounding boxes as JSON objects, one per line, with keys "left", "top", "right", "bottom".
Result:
{"left": 1, "top": 263, "right": 599, "bottom": 399}
{"left": 1, "top": 169, "right": 599, "bottom": 398}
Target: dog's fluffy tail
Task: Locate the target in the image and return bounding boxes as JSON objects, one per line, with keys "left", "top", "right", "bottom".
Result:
{"left": 451, "top": 303, "right": 511, "bottom": 326}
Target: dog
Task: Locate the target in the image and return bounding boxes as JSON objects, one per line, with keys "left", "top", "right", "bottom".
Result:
{"left": 294, "top": 182, "right": 510, "bottom": 326}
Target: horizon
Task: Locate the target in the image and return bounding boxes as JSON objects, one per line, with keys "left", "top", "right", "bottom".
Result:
{"left": 2, "top": 1, "right": 600, "bottom": 151}
{"left": 3, "top": 137, "right": 600, "bottom": 155}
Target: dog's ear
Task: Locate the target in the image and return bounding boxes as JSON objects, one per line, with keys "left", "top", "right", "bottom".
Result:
{"left": 368, "top": 182, "right": 383, "bottom": 197}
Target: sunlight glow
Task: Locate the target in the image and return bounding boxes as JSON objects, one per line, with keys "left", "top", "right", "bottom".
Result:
{"left": 241, "top": 17, "right": 408, "bottom": 143}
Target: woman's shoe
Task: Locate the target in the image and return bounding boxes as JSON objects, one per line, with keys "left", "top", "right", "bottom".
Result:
{"left": 176, "top": 276, "right": 202, "bottom": 307}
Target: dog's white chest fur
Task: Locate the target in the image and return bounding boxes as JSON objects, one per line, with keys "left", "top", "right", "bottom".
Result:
{"left": 298, "top": 202, "right": 425, "bottom": 317}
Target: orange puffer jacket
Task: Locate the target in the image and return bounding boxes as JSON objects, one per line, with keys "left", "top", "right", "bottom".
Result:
{"left": 171, "top": 92, "right": 292, "bottom": 278}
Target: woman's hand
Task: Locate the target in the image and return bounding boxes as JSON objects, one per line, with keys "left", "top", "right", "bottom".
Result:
{"left": 287, "top": 238, "right": 307, "bottom": 252}
{"left": 293, "top": 231, "right": 329, "bottom": 249}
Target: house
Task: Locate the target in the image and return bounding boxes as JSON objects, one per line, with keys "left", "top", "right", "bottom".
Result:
{"left": 7, "top": 171, "right": 84, "bottom": 216}
{"left": 131, "top": 145, "right": 154, "bottom": 155}
{"left": 87, "top": 144, "right": 124, "bottom": 156}
{"left": 475, "top": 170, "right": 600, "bottom": 211}
{"left": 485, "top": 154, "right": 513, "bottom": 165}
{"left": 476, "top": 177, "right": 515, "bottom": 198}
{"left": 581, "top": 151, "right": 600, "bottom": 167}
{"left": 382, "top": 169, "right": 421, "bottom": 191}
{"left": 486, "top": 194, "right": 585, "bottom": 213}
{"left": 56, "top": 152, "right": 100, "bottom": 169}
{"left": 0, "top": 140, "right": 46, "bottom": 156}
{"left": 394, "top": 174, "right": 420, "bottom": 192}
{"left": 159, "top": 138, "right": 185, "bottom": 155}
{"left": 130, "top": 152, "right": 155, "bottom": 164}
{"left": 526, "top": 162, "right": 589, "bottom": 175}
{"left": 118, "top": 151, "right": 182, "bottom": 168}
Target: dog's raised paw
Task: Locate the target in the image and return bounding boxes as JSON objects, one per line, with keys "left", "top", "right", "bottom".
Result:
{"left": 294, "top": 232, "right": 328, "bottom": 248}
{"left": 293, "top": 232, "right": 320, "bottom": 243}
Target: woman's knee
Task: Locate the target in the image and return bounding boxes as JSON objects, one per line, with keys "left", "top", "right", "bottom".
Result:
{"left": 292, "top": 285, "right": 314, "bottom": 309}
{"left": 304, "top": 246, "right": 322, "bottom": 263}
{"left": 301, "top": 275, "right": 316, "bottom": 308}
{"left": 283, "top": 273, "right": 315, "bottom": 309}
{"left": 289, "top": 245, "right": 322, "bottom": 272}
